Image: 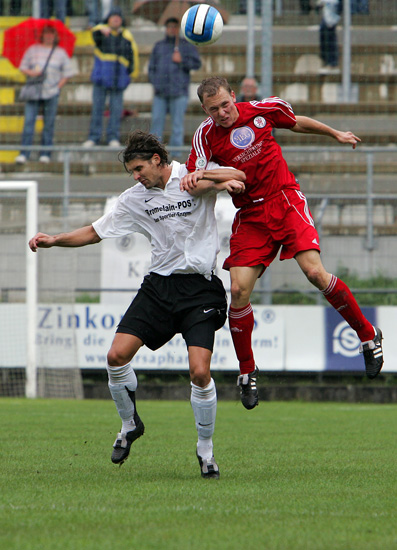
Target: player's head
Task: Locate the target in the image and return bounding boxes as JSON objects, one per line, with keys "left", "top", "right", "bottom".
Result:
{"left": 197, "top": 76, "right": 232, "bottom": 103}
{"left": 121, "top": 130, "right": 170, "bottom": 189}
{"left": 122, "top": 130, "right": 169, "bottom": 167}
{"left": 198, "top": 76, "right": 239, "bottom": 128}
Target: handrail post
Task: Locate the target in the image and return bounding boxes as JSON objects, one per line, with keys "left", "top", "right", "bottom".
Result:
{"left": 62, "top": 149, "right": 71, "bottom": 231}
{"left": 366, "top": 151, "right": 375, "bottom": 251}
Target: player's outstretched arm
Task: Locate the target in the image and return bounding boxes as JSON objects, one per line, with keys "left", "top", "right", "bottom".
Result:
{"left": 185, "top": 178, "right": 245, "bottom": 197}
{"left": 180, "top": 167, "right": 245, "bottom": 192}
{"left": 29, "top": 225, "right": 101, "bottom": 252}
{"left": 291, "top": 115, "right": 361, "bottom": 149}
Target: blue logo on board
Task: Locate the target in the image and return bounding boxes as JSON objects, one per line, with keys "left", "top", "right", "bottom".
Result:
{"left": 325, "top": 307, "right": 376, "bottom": 371}
{"left": 230, "top": 126, "right": 255, "bottom": 149}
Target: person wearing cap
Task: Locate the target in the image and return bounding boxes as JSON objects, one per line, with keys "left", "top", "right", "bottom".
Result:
{"left": 83, "top": 7, "right": 139, "bottom": 148}
{"left": 148, "top": 17, "right": 201, "bottom": 159}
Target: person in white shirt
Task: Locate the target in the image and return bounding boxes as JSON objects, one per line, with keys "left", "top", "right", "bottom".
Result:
{"left": 15, "top": 25, "right": 75, "bottom": 164}
{"left": 29, "top": 130, "right": 245, "bottom": 479}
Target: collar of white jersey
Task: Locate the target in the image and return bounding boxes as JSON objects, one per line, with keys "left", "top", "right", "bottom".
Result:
{"left": 168, "top": 160, "right": 182, "bottom": 185}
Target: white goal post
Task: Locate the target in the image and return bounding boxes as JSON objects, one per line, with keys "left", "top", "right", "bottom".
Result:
{"left": 0, "top": 181, "right": 38, "bottom": 397}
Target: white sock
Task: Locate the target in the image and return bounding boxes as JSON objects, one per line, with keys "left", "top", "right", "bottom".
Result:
{"left": 197, "top": 439, "right": 214, "bottom": 461}
{"left": 191, "top": 378, "right": 217, "bottom": 460}
{"left": 107, "top": 363, "right": 138, "bottom": 434}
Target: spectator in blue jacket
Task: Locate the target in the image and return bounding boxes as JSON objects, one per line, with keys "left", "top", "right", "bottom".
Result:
{"left": 148, "top": 17, "right": 201, "bottom": 159}
{"left": 83, "top": 6, "right": 139, "bottom": 147}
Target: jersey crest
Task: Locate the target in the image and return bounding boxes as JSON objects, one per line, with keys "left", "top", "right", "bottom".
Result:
{"left": 254, "top": 116, "right": 266, "bottom": 128}
{"left": 230, "top": 126, "right": 255, "bottom": 150}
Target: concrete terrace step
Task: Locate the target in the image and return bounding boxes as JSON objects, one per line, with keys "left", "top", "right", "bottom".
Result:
{"left": 1, "top": 101, "right": 397, "bottom": 117}
{"left": 1, "top": 154, "right": 395, "bottom": 175}
{"left": 1, "top": 128, "right": 395, "bottom": 147}
{"left": 2, "top": 43, "right": 396, "bottom": 82}
{"left": 2, "top": 73, "right": 396, "bottom": 105}
{"left": 0, "top": 108, "right": 397, "bottom": 146}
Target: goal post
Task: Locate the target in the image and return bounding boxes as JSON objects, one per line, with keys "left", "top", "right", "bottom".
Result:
{"left": 0, "top": 181, "right": 38, "bottom": 397}
{"left": 1, "top": 180, "right": 85, "bottom": 399}
{"left": 25, "top": 182, "right": 38, "bottom": 398}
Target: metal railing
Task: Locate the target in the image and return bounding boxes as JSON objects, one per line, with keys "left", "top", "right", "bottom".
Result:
{"left": 2, "top": 144, "right": 396, "bottom": 251}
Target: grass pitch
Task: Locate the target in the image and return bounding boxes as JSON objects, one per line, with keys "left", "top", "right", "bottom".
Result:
{"left": 0, "top": 398, "right": 396, "bottom": 550}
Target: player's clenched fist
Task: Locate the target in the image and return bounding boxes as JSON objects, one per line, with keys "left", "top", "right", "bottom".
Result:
{"left": 29, "top": 233, "right": 55, "bottom": 251}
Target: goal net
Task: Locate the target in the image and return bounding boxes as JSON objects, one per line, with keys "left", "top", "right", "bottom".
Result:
{"left": 0, "top": 181, "right": 83, "bottom": 398}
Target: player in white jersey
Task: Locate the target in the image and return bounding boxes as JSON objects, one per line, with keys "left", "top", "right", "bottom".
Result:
{"left": 29, "top": 130, "right": 245, "bottom": 479}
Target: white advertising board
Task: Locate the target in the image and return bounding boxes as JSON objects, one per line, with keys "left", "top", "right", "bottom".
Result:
{"left": 4, "top": 303, "right": 393, "bottom": 373}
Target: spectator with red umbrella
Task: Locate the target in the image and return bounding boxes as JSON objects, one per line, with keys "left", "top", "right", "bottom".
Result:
{"left": 14, "top": 24, "right": 76, "bottom": 165}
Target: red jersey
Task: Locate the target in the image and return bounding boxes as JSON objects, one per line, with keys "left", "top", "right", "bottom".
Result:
{"left": 186, "top": 97, "right": 299, "bottom": 208}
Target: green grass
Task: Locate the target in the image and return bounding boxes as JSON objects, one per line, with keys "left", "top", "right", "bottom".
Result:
{"left": 1, "top": 399, "right": 396, "bottom": 550}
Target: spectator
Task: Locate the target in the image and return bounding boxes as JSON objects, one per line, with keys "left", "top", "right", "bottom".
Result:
{"left": 83, "top": 6, "right": 139, "bottom": 148}
{"left": 300, "top": 0, "right": 312, "bottom": 14}
{"left": 85, "top": 0, "right": 101, "bottom": 29}
{"left": 148, "top": 17, "right": 201, "bottom": 159}
{"left": 238, "top": 0, "right": 261, "bottom": 15}
{"left": 40, "top": 0, "right": 67, "bottom": 22}
{"left": 318, "top": 0, "right": 340, "bottom": 73}
{"left": 351, "top": 0, "right": 369, "bottom": 13}
{"left": 15, "top": 25, "right": 75, "bottom": 164}
{"left": 0, "top": 0, "right": 21, "bottom": 14}
{"left": 236, "top": 77, "right": 261, "bottom": 102}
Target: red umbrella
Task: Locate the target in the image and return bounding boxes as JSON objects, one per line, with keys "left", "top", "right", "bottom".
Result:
{"left": 3, "top": 18, "right": 76, "bottom": 68}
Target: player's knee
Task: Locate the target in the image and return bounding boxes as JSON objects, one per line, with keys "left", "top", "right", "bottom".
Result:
{"left": 230, "top": 280, "right": 250, "bottom": 303}
{"left": 190, "top": 365, "right": 211, "bottom": 387}
{"left": 304, "top": 266, "right": 327, "bottom": 289}
{"left": 107, "top": 348, "right": 129, "bottom": 367}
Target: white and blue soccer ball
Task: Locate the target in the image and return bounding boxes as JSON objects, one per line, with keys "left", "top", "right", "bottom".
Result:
{"left": 181, "top": 4, "right": 224, "bottom": 46}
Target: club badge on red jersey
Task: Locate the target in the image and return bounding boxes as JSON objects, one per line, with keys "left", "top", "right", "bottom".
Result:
{"left": 195, "top": 157, "right": 207, "bottom": 169}
{"left": 254, "top": 116, "right": 266, "bottom": 128}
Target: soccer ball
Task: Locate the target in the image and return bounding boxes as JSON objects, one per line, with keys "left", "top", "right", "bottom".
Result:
{"left": 181, "top": 4, "right": 224, "bottom": 46}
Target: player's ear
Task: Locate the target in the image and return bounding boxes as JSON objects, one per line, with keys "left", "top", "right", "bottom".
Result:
{"left": 201, "top": 104, "right": 209, "bottom": 115}
{"left": 152, "top": 153, "right": 161, "bottom": 166}
{"left": 231, "top": 90, "right": 237, "bottom": 103}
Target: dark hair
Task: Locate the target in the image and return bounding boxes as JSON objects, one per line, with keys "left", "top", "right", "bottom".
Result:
{"left": 105, "top": 6, "right": 124, "bottom": 23}
{"left": 165, "top": 17, "right": 179, "bottom": 25}
{"left": 121, "top": 130, "right": 169, "bottom": 170}
{"left": 40, "top": 25, "right": 59, "bottom": 45}
{"left": 197, "top": 76, "right": 232, "bottom": 103}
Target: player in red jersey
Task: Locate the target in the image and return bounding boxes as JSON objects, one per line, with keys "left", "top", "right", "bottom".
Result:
{"left": 182, "top": 76, "right": 384, "bottom": 409}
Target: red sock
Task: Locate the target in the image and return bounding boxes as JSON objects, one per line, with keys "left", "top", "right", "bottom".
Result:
{"left": 322, "top": 275, "right": 375, "bottom": 342}
{"left": 228, "top": 304, "right": 256, "bottom": 374}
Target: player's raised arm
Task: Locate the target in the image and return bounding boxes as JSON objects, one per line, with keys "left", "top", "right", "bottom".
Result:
{"left": 29, "top": 225, "right": 101, "bottom": 252}
{"left": 291, "top": 115, "right": 361, "bottom": 149}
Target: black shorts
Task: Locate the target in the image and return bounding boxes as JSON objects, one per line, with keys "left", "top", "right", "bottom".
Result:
{"left": 116, "top": 272, "right": 227, "bottom": 352}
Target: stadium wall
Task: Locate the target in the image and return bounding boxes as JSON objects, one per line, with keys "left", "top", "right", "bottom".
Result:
{"left": 1, "top": 303, "right": 395, "bottom": 374}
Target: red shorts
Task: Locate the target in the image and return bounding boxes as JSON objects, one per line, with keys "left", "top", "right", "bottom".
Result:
{"left": 223, "top": 188, "right": 321, "bottom": 271}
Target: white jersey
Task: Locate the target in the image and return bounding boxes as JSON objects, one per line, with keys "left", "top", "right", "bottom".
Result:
{"left": 93, "top": 161, "right": 221, "bottom": 279}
